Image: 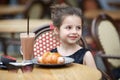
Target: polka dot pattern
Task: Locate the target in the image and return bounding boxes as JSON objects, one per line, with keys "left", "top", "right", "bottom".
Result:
{"left": 34, "top": 31, "right": 60, "bottom": 58}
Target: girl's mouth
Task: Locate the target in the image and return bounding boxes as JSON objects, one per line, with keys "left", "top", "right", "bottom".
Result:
{"left": 68, "top": 36, "right": 78, "bottom": 40}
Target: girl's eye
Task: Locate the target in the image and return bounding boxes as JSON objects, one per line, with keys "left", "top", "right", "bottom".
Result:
{"left": 76, "top": 26, "right": 81, "bottom": 30}
{"left": 66, "top": 26, "right": 72, "bottom": 30}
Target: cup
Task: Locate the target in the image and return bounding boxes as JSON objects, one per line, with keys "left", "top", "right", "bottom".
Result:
{"left": 20, "top": 33, "right": 35, "bottom": 60}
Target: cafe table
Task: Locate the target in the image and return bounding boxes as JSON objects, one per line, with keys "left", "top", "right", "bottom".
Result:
{"left": 84, "top": 9, "right": 120, "bottom": 20}
{"left": 0, "top": 63, "right": 102, "bottom": 80}
{"left": 108, "top": 2, "right": 120, "bottom": 8}
{"left": 0, "top": 19, "right": 52, "bottom": 33}
{"left": 0, "top": 5, "right": 26, "bottom": 16}
{"left": 0, "top": 19, "right": 51, "bottom": 55}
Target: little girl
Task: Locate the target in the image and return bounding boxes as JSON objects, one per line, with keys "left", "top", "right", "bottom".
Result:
{"left": 50, "top": 4, "right": 97, "bottom": 69}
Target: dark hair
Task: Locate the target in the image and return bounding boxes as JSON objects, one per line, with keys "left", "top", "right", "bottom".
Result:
{"left": 51, "top": 4, "right": 83, "bottom": 29}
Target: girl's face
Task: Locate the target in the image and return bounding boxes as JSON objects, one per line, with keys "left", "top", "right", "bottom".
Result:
{"left": 56, "top": 15, "right": 82, "bottom": 44}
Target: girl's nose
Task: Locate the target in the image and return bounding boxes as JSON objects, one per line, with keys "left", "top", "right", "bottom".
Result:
{"left": 72, "top": 28, "right": 77, "bottom": 33}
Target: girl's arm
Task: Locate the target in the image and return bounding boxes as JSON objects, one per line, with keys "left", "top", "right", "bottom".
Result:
{"left": 83, "top": 51, "right": 97, "bottom": 69}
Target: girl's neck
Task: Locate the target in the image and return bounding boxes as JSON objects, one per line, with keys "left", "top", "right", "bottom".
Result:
{"left": 57, "top": 43, "right": 82, "bottom": 56}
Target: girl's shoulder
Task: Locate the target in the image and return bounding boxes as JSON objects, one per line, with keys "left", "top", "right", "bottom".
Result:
{"left": 70, "top": 48, "right": 90, "bottom": 64}
{"left": 76, "top": 47, "right": 90, "bottom": 53}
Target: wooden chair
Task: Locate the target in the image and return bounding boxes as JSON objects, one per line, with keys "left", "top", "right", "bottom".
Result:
{"left": 32, "top": 24, "right": 88, "bottom": 58}
{"left": 24, "top": 0, "right": 46, "bottom": 19}
{"left": 24, "top": 0, "right": 53, "bottom": 19}
{"left": 91, "top": 13, "right": 120, "bottom": 80}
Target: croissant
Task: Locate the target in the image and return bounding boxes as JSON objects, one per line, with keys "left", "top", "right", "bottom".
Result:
{"left": 37, "top": 52, "right": 65, "bottom": 64}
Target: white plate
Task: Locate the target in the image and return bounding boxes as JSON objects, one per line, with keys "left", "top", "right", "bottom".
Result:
{"left": 9, "top": 62, "right": 33, "bottom": 67}
{"left": 33, "top": 57, "right": 74, "bottom": 67}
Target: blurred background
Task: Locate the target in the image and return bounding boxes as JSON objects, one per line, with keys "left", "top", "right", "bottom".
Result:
{"left": 0, "top": 0, "right": 120, "bottom": 57}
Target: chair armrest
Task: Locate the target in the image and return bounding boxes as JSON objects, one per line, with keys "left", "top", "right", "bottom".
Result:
{"left": 96, "top": 51, "right": 120, "bottom": 59}
{"left": 100, "top": 54, "right": 120, "bottom": 59}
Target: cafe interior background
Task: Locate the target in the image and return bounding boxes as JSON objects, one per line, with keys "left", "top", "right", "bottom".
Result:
{"left": 0, "top": 0, "right": 120, "bottom": 58}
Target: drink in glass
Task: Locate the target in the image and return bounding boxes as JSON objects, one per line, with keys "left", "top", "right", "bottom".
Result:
{"left": 20, "top": 33, "right": 35, "bottom": 60}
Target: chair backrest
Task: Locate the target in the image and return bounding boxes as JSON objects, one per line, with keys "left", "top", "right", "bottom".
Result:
{"left": 91, "top": 13, "right": 120, "bottom": 67}
{"left": 33, "top": 24, "right": 88, "bottom": 58}
{"left": 24, "top": 0, "right": 45, "bottom": 19}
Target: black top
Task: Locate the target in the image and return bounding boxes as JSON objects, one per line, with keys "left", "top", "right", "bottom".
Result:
{"left": 50, "top": 48, "right": 89, "bottom": 64}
